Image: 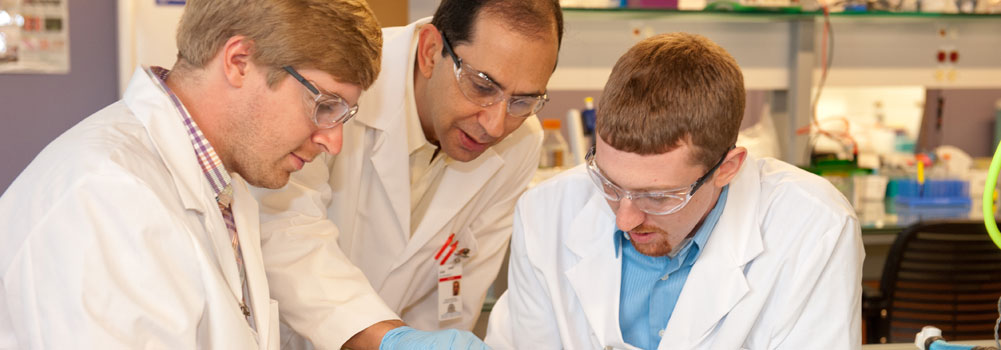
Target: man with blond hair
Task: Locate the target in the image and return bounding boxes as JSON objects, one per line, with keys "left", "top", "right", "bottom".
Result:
{"left": 0, "top": 0, "right": 387, "bottom": 348}
{"left": 486, "top": 33, "right": 864, "bottom": 349}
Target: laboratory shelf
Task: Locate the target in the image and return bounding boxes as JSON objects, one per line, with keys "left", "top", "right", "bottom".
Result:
{"left": 563, "top": 6, "right": 1001, "bottom": 19}
{"left": 554, "top": 5, "right": 1001, "bottom": 165}
{"left": 829, "top": 10, "right": 1001, "bottom": 17}
{"left": 563, "top": 6, "right": 812, "bottom": 21}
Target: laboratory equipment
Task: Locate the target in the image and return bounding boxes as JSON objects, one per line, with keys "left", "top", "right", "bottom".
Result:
{"left": 915, "top": 326, "right": 999, "bottom": 350}
{"left": 539, "top": 119, "right": 569, "bottom": 169}
{"left": 581, "top": 96, "right": 596, "bottom": 145}
{"left": 566, "top": 109, "right": 588, "bottom": 166}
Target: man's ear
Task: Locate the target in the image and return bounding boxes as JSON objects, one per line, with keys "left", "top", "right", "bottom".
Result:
{"left": 713, "top": 147, "right": 747, "bottom": 187}
{"left": 220, "top": 35, "right": 254, "bottom": 88}
{"left": 415, "top": 24, "right": 444, "bottom": 79}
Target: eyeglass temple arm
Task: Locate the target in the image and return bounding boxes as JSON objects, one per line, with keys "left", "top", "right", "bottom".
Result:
{"left": 282, "top": 66, "right": 320, "bottom": 95}
{"left": 690, "top": 145, "right": 736, "bottom": 194}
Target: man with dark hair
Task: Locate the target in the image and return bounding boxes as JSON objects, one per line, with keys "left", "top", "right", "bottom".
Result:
{"left": 485, "top": 33, "right": 863, "bottom": 349}
{"left": 254, "top": 0, "right": 563, "bottom": 348}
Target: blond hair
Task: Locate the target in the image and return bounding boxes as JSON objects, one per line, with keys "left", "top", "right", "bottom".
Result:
{"left": 175, "top": 0, "right": 382, "bottom": 89}
{"left": 596, "top": 32, "right": 744, "bottom": 169}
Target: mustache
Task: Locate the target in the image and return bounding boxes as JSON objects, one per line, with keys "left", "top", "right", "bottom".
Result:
{"left": 628, "top": 224, "right": 666, "bottom": 235}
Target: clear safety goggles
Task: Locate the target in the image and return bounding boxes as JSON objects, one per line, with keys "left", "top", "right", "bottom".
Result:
{"left": 440, "top": 32, "right": 548, "bottom": 118}
{"left": 283, "top": 66, "right": 359, "bottom": 129}
{"left": 585, "top": 146, "right": 731, "bottom": 215}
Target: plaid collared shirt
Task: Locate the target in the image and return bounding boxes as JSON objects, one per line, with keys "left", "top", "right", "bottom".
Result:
{"left": 148, "top": 66, "right": 255, "bottom": 330}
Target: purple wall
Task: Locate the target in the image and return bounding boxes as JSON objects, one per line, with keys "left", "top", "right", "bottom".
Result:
{"left": 0, "top": 0, "right": 118, "bottom": 194}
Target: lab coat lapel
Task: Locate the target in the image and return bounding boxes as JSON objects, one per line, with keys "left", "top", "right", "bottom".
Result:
{"left": 564, "top": 192, "right": 635, "bottom": 349}
{"left": 364, "top": 109, "right": 412, "bottom": 244}
{"left": 124, "top": 67, "right": 243, "bottom": 301}
{"left": 351, "top": 19, "right": 422, "bottom": 246}
{"left": 402, "top": 150, "right": 503, "bottom": 260}
{"left": 230, "top": 175, "right": 274, "bottom": 348}
{"left": 659, "top": 161, "right": 763, "bottom": 349}
{"left": 659, "top": 247, "right": 749, "bottom": 349}
{"left": 124, "top": 67, "right": 208, "bottom": 212}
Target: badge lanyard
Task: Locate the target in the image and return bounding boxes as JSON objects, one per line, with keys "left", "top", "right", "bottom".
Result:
{"left": 434, "top": 233, "right": 470, "bottom": 321}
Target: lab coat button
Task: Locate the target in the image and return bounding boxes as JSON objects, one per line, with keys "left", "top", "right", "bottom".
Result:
{"left": 659, "top": 329, "right": 665, "bottom": 337}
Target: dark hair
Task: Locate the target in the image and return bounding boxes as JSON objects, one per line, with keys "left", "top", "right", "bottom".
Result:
{"left": 431, "top": 0, "right": 563, "bottom": 49}
{"left": 596, "top": 33, "right": 745, "bottom": 169}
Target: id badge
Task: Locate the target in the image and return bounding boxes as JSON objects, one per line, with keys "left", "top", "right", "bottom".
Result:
{"left": 437, "top": 259, "right": 463, "bottom": 321}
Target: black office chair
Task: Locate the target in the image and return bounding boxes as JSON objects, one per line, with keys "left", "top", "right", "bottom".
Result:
{"left": 864, "top": 220, "right": 1001, "bottom": 344}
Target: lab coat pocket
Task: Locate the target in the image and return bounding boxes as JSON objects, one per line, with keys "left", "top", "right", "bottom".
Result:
{"left": 268, "top": 299, "right": 280, "bottom": 350}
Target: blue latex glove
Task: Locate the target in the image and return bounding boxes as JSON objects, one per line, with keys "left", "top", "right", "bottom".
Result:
{"left": 379, "top": 326, "right": 490, "bottom": 350}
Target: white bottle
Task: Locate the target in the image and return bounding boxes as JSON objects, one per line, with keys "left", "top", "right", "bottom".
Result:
{"left": 539, "top": 119, "right": 570, "bottom": 169}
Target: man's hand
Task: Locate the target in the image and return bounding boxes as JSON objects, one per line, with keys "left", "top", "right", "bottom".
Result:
{"left": 344, "top": 320, "right": 407, "bottom": 350}
{"left": 379, "top": 326, "right": 490, "bottom": 350}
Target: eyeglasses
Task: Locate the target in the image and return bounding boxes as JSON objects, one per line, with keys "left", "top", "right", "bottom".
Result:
{"left": 440, "top": 32, "right": 548, "bottom": 118}
{"left": 585, "top": 146, "right": 733, "bottom": 216}
{"left": 282, "top": 66, "right": 359, "bottom": 129}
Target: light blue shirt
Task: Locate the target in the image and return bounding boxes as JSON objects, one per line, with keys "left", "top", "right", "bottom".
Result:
{"left": 616, "top": 186, "right": 728, "bottom": 350}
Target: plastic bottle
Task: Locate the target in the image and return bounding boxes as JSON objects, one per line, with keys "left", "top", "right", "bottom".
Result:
{"left": 565, "top": 109, "right": 588, "bottom": 166}
{"left": 580, "top": 97, "right": 597, "bottom": 148}
{"left": 540, "top": 119, "right": 570, "bottom": 169}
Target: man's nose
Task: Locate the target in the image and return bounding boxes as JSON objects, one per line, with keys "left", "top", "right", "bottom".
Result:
{"left": 479, "top": 101, "right": 507, "bottom": 139}
{"left": 614, "top": 198, "right": 646, "bottom": 232}
{"left": 312, "top": 123, "right": 344, "bottom": 155}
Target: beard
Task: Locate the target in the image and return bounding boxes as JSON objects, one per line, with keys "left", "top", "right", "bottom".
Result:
{"left": 628, "top": 224, "right": 691, "bottom": 258}
{"left": 633, "top": 238, "right": 674, "bottom": 257}
{"left": 628, "top": 224, "right": 673, "bottom": 257}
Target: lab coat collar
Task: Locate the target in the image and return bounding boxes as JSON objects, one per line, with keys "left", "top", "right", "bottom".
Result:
{"left": 123, "top": 68, "right": 243, "bottom": 296}
{"left": 123, "top": 68, "right": 266, "bottom": 342}
{"left": 354, "top": 17, "right": 429, "bottom": 133}
{"left": 123, "top": 67, "right": 210, "bottom": 214}
{"left": 565, "top": 183, "right": 617, "bottom": 260}
{"left": 403, "top": 20, "right": 429, "bottom": 157}
{"left": 659, "top": 157, "right": 764, "bottom": 349}
{"left": 361, "top": 17, "right": 431, "bottom": 240}
{"left": 564, "top": 191, "right": 637, "bottom": 349}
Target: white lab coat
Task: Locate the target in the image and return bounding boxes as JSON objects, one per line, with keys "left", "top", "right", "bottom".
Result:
{"left": 254, "top": 16, "right": 543, "bottom": 337}
{"left": 0, "top": 68, "right": 280, "bottom": 349}
{"left": 486, "top": 156, "right": 864, "bottom": 350}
